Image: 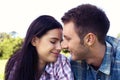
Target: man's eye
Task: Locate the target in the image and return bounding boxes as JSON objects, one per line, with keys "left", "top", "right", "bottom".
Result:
{"left": 65, "top": 37, "right": 70, "bottom": 41}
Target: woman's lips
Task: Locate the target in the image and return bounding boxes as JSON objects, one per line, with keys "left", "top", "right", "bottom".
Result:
{"left": 52, "top": 52, "right": 59, "bottom": 56}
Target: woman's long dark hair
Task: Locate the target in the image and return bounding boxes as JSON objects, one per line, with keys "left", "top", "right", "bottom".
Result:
{"left": 5, "top": 15, "right": 62, "bottom": 80}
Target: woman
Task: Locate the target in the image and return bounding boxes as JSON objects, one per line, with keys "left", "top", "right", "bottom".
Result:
{"left": 5, "top": 15, "right": 74, "bottom": 80}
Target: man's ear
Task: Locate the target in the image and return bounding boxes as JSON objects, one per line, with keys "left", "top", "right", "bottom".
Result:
{"left": 31, "top": 36, "right": 38, "bottom": 46}
{"left": 84, "top": 33, "right": 96, "bottom": 47}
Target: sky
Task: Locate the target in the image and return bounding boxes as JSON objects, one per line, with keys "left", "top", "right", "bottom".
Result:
{"left": 0, "top": 0, "right": 120, "bottom": 38}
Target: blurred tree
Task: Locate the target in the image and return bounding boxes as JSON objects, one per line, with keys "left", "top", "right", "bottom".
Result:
{"left": 117, "top": 33, "right": 120, "bottom": 38}
{"left": 0, "top": 32, "right": 23, "bottom": 59}
{"left": 0, "top": 32, "right": 10, "bottom": 42}
{"left": 61, "top": 49, "right": 70, "bottom": 58}
{"left": 9, "top": 31, "right": 19, "bottom": 38}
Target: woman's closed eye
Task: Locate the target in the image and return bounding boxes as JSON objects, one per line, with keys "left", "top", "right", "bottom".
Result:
{"left": 50, "top": 40, "right": 56, "bottom": 44}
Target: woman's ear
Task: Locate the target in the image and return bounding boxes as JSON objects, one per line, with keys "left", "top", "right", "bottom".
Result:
{"left": 84, "top": 33, "right": 96, "bottom": 47}
{"left": 31, "top": 36, "right": 38, "bottom": 46}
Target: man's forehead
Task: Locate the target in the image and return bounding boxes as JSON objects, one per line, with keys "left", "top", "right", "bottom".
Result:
{"left": 63, "top": 22, "right": 75, "bottom": 33}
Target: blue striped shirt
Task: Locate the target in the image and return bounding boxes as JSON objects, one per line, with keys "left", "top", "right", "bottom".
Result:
{"left": 71, "top": 36, "right": 120, "bottom": 80}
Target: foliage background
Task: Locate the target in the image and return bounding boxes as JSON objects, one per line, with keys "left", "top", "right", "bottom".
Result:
{"left": 0, "top": 32, "right": 23, "bottom": 80}
{"left": 0, "top": 32, "right": 23, "bottom": 59}
{"left": 0, "top": 60, "right": 7, "bottom": 80}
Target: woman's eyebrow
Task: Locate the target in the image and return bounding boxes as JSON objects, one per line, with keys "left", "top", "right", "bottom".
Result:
{"left": 50, "top": 37, "right": 63, "bottom": 42}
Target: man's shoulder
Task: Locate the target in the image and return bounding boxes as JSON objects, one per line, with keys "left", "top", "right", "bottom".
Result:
{"left": 106, "top": 36, "right": 120, "bottom": 59}
{"left": 106, "top": 36, "right": 120, "bottom": 71}
{"left": 106, "top": 36, "right": 120, "bottom": 48}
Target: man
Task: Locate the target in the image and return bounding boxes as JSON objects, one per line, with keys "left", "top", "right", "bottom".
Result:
{"left": 61, "top": 4, "right": 120, "bottom": 80}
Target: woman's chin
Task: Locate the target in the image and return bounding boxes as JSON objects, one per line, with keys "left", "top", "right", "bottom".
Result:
{"left": 49, "top": 58, "right": 58, "bottom": 63}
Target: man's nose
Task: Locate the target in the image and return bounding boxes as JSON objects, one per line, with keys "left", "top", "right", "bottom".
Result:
{"left": 61, "top": 41, "right": 68, "bottom": 49}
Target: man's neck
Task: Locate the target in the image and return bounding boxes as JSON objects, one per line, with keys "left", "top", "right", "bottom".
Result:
{"left": 86, "top": 43, "right": 106, "bottom": 70}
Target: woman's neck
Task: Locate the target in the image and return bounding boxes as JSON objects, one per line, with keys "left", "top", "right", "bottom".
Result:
{"left": 35, "top": 60, "right": 47, "bottom": 80}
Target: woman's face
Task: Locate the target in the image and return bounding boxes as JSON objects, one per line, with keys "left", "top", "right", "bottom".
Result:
{"left": 32, "top": 28, "right": 62, "bottom": 64}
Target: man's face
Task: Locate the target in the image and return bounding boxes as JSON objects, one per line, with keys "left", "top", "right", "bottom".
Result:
{"left": 62, "top": 21, "right": 89, "bottom": 60}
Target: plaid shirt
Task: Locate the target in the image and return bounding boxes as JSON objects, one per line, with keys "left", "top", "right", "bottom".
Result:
{"left": 8, "top": 54, "right": 74, "bottom": 80}
{"left": 71, "top": 36, "right": 120, "bottom": 80}
{"left": 39, "top": 54, "right": 74, "bottom": 80}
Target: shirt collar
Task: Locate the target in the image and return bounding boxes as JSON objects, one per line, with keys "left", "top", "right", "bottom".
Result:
{"left": 44, "top": 63, "right": 53, "bottom": 74}
{"left": 99, "top": 41, "right": 112, "bottom": 75}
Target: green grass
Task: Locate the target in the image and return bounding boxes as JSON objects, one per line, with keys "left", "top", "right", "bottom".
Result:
{"left": 0, "top": 59, "right": 8, "bottom": 80}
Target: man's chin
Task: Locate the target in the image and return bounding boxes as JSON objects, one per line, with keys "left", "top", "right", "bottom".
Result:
{"left": 71, "top": 56, "right": 78, "bottom": 61}
{"left": 71, "top": 56, "right": 82, "bottom": 61}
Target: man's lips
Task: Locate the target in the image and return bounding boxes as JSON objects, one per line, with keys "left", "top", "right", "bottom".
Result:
{"left": 69, "top": 51, "right": 74, "bottom": 55}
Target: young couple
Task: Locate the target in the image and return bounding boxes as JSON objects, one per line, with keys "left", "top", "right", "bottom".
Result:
{"left": 5, "top": 4, "right": 120, "bottom": 80}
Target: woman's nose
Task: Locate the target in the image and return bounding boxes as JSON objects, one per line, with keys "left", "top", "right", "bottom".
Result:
{"left": 56, "top": 43, "right": 62, "bottom": 51}
{"left": 61, "top": 41, "right": 68, "bottom": 49}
